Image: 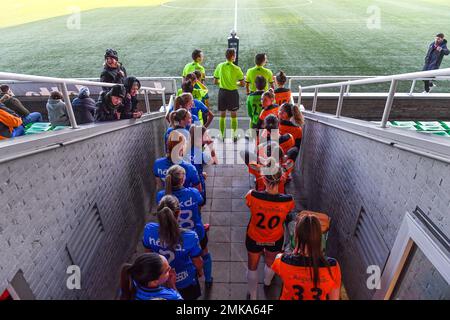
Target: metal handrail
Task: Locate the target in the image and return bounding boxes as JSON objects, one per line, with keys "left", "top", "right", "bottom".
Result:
{"left": 0, "top": 72, "right": 166, "bottom": 129}
{"left": 4, "top": 74, "right": 450, "bottom": 96}
{"left": 296, "top": 68, "right": 450, "bottom": 128}
{"left": 300, "top": 69, "right": 450, "bottom": 90}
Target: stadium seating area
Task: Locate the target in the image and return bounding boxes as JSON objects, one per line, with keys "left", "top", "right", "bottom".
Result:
{"left": 372, "top": 120, "right": 450, "bottom": 137}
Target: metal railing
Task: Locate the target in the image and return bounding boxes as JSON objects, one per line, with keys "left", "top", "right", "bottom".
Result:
{"left": 297, "top": 68, "right": 450, "bottom": 128}
{"left": 0, "top": 72, "right": 166, "bottom": 130}
{"left": 288, "top": 75, "right": 450, "bottom": 96}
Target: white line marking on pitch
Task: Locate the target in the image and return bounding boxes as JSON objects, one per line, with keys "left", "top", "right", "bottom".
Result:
{"left": 234, "top": 0, "right": 238, "bottom": 32}
{"left": 160, "top": 0, "right": 313, "bottom": 11}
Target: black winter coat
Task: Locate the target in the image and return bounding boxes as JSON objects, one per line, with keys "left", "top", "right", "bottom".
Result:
{"left": 119, "top": 76, "right": 142, "bottom": 119}
{"left": 100, "top": 63, "right": 127, "bottom": 91}
{"left": 72, "top": 96, "right": 97, "bottom": 124}
{"left": 423, "top": 39, "right": 449, "bottom": 71}
{"left": 95, "top": 92, "right": 122, "bottom": 122}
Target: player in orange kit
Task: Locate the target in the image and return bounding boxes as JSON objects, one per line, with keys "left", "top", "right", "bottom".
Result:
{"left": 272, "top": 213, "right": 341, "bottom": 300}
{"left": 274, "top": 71, "right": 292, "bottom": 106}
{"left": 245, "top": 167, "right": 295, "bottom": 300}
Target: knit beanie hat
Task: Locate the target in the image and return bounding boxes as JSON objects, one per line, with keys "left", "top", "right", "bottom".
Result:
{"left": 109, "top": 85, "right": 126, "bottom": 99}
{"left": 78, "top": 87, "right": 90, "bottom": 99}
{"left": 105, "top": 48, "right": 119, "bottom": 61}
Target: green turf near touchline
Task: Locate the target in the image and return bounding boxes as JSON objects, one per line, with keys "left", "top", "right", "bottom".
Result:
{"left": 0, "top": 0, "right": 448, "bottom": 93}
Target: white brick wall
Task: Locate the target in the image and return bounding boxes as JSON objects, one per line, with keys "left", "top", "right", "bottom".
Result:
{"left": 0, "top": 117, "right": 166, "bottom": 299}
{"left": 294, "top": 119, "right": 450, "bottom": 300}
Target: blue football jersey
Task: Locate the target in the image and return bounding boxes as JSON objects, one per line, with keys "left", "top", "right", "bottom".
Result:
{"left": 157, "top": 188, "right": 205, "bottom": 240}
{"left": 142, "top": 223, "right": 202, "bottom": 290}
{"left": 134, "top": 285, "right": 183, "bottom": 300}
{"left": 153, "top": 157, "right": 200, "bottom": 188}
{"left": 192, "top": 100, "right": 208, "bottom": 120}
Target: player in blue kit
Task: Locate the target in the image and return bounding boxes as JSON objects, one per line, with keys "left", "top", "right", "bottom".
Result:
{"left": 154, "top": 130, "right": 202, "bottom": 192}
{"left": 164, "top": 108, "right": 195, "bottom": 149}
{"left": 179, "top": 81, "right": 214, "bottom": 127}
{"left": 165, "top": 93, "right": 200, "bottom": 125}
{"left": 120, "top": 252, "right": 183, "bottom": 300}
{"left": 157, "top": 165, "right": 213, "bottom": 288}
{"left": 143, "top": 195, "right": 204, "bottom": 300}
{"left": 187, "top": 125, "right": 217, "bottom": 203}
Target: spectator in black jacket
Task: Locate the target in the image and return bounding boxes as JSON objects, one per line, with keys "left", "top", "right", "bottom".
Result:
{"left": 100, "top": 49, "right": 127, "bottom": 91}
{"left": 72, "top": 87, "right": 97, "bottom": 125}
{"left": 95, "top": 85, "right": 126, "bottom": 122}
{"left": 120, "top": 76, "right": 143, "bottom": 119}
{"left": 423, "top": 33, "right": 449, "bottom": 93}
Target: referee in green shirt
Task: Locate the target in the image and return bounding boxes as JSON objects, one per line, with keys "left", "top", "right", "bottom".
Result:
{"left": 183, "top": 49, "right": 206, "bottom": 81}
{"left": 245, "top": 53, "right": 274, "bottom": 95}
{"left": 213, "top": 48, "right": 245, "bottom": 142}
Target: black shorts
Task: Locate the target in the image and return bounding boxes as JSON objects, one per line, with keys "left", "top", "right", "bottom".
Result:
{"left": 178, "top": 278, "right": 201, "bottom": 300}
{"left": 200, "top": 232, "right": 208, "bottom": 250}
{"left": 218, "top": 88, "right": 240, "bottom": 112}
{"left": 246, "top": 234, "right": 284, "bottom": 253}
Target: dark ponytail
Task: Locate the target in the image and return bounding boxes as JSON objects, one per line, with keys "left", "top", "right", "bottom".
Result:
{"left": 170, "top": 108, "right": 189, "bottom": 127}
{"left": 120, "top": 253, "right": 164, "bottom": 300}
{"left": 181, "top": 81, "right": 194, "bottom": 94}
{"left": 292, "top": 105, "right": 304, "bottom": 126}
{"left": 174, "top": 96, "right": 183, "bottom": 111}
{"left": 281, "top": 103, "right": 304, "bottom": 126}
{"left": 165, "top": 165, "right": 186, "bottom": 195}
{"left": 157, "top": 195, "right": 181, "bottom": 250}
{"left": 294, "top": 214, "right": 332, "bottom": 288}
{"left": 175, "top": 93, "right": 193, "bottom": 110}
{"left": 276, "top": 71, "right": 287, "bottom": 85}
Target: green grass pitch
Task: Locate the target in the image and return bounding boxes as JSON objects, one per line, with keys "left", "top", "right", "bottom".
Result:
{"left": 0, "top": 0, "right": 449, "bottom": 84}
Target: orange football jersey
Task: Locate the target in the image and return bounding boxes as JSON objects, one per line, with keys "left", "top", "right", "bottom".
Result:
{"left": 280, "top": 120, "right": 302, "bottom": 143}
{"left": 245, "top": 190, "right": 295, "bottom": 243}
{"left": 272, "top": 254, "right": 341, "bottom": 300}
{"left": 259, "top": 105, "right": 279, "bottom": 122}
{"left": 274, "top": 88, "right": 292, "bottom": 106}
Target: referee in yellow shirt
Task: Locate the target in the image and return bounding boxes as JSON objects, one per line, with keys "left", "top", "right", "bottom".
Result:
{"left": 245, "top": 53, "right": 274, "bottom": 95}
{"left": 213, "top": 48, "right": 245, "bottom": 142}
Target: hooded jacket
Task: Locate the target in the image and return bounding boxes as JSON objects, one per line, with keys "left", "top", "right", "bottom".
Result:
{"left": 0, "top": 105, "right": 22, "bottom": 140}
{"left": 95, "top": 85, "right": 125, "bottom": 122}
{"left": 119, "top": 76, "right": 141, "bottom": 119}
{"left": 72, "top": 87, "right": 97, "bottom": 125}
{"left": 46, "top": 98, "right": 70, "bottom": 126}
{"left": 100, "top": 62, "right": 127, "bottom": 91}
{"left": 423, "top": 39, "right": 449, "bottom": 71}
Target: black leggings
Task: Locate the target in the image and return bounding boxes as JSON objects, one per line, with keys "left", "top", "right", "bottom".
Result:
{"left": 178, "top": 279, "right": 201, "bottom": 300}
{"left": 424, "top": 80, "right": 433, "bottom": 92}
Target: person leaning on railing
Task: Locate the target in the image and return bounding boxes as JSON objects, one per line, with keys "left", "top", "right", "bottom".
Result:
{"left": 120, "top": 76, "right": 143, "bottom": 119}
{"left": 71, "top": 87, "right": 97, "bottom": 125}
{"left": 95, "top": 84, "right": 126, "bottom": 122}
{"left": 0, "top": 84, "right": 43, "bottom": 126}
